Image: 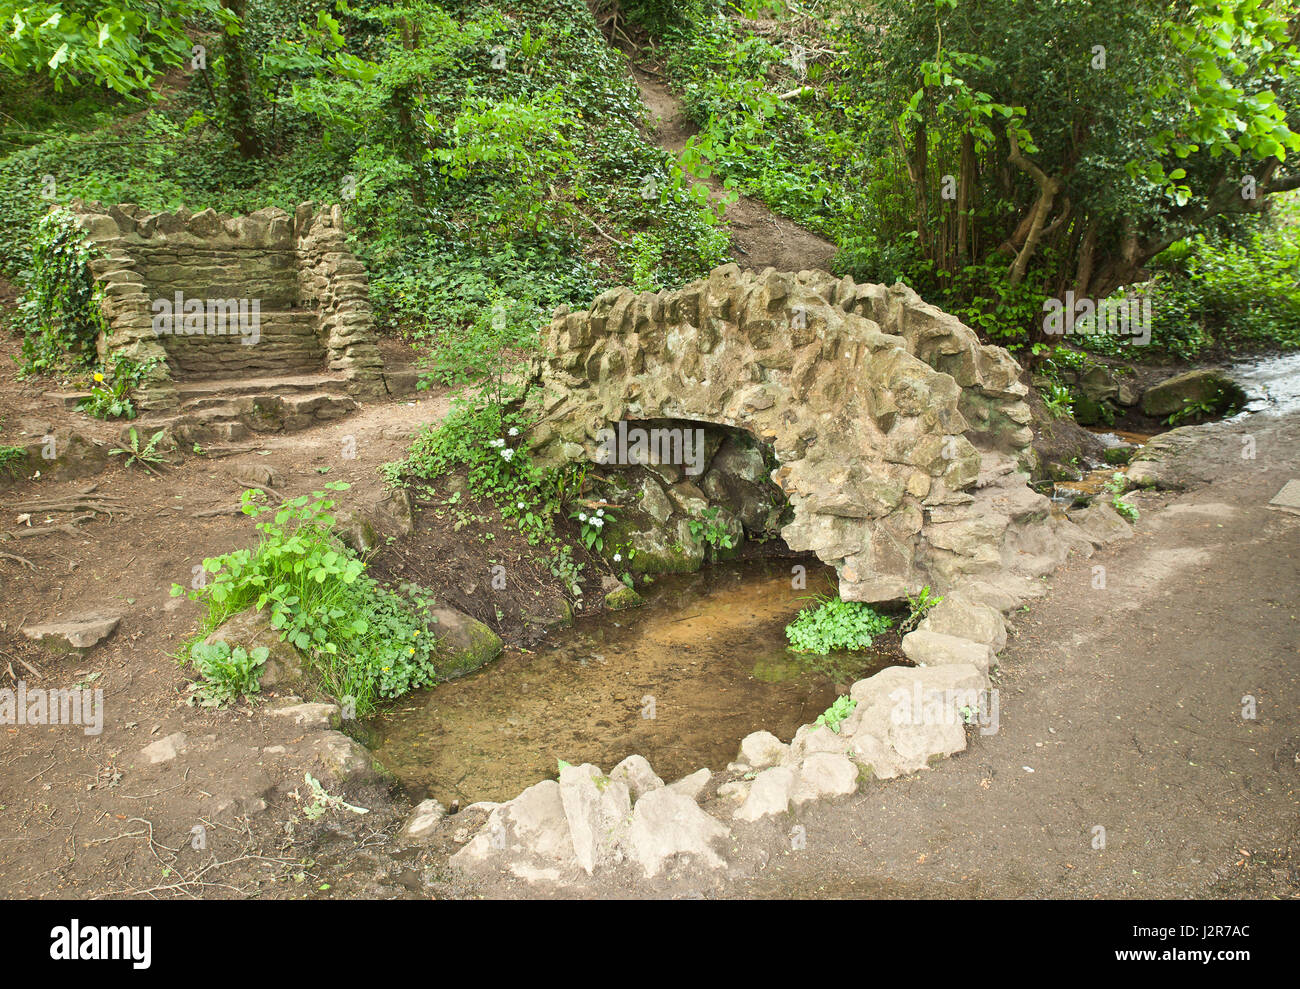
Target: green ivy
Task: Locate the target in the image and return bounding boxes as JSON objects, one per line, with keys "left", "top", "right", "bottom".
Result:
{"left": 16, "top": 207, "right": 107, "bottom": 376}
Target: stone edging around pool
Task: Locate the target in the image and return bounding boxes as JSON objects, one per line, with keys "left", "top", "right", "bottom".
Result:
{"left": 388, "top": 492, "right": 1136, "bottom": 885}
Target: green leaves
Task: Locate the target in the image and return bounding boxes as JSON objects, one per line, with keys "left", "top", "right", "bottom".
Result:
{"left": 181, "top": 483, "right": 439, "bottom": 717}
{"left": 786, "top": 595, "right": 894, "bottom": 654}
{"left": 187, "top": 640, "right": 268, "bottom": 707}
{"left": 0, "top": 1, "right": 234, "bottom": 95}
{"left": 16, "top": 207, "right": 106, "bottom": 376}
{"left": 813, "top": 695, "right": 857, "bottom": 734}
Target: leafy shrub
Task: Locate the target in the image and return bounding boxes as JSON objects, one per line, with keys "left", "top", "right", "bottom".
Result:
{"left": 901, "top": 585, "right": 944, "bottom": 634}
{"left": 109, "top": 427, "right": 169, "bottom": 474}
{"left": 76, "top": 356, "right": 159, "bottom": 420}
{"left": 187, "top": 641, "right": 269, "bottom": 707}
{"left": 415, "top": 292, "right": 544, "bottom": 389}
{"left": 172, "top": 482, "right": 439, "bottom": 716}
{"left": 786, "top": 594, "right": 894, "bottom": 653}
{"left": 687, "top": 505, "right": 736, "bottom": 550}
{"left": 1134, "top": 225, "right": 1300, "bottom": 359}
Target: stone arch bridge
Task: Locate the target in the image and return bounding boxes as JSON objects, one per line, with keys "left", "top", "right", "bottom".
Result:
{"left": 526, "top": 264, "right": 1089, "bottom": 602}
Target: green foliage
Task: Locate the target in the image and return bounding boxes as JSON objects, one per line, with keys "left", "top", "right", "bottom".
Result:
{"left": 659, "top": 0, "right": 1300, "bottom": 353}
{"left": 170, "top": 483, "right": 439, "bottom": 716}
{"left": 571, "top": 506, "right": 612, "bottom": 552}
{"left": 187, "top": 641, "right": 268, "bottom": 707}
{"left": 0, "top": 0, "right": 235, "bottom": 95}
{"left": 0, "top": 445, "right": 27, "bottom": 477}
{"left": 687, "top": 505, "right": 736, "bottom": 550}
{"left": 108, "top": 426, "right": 168, "bottom": 474}
{"left": 415, "top": 292, "right": 543, "bottom": 391}
{"left": 15, "top": 207, "right": 106, "bottom": 375}
{"left": 1140, "top": 222, "right": 1300, "bottom": 359}
{"left": 786, "top": 594, "right": 894, "bottom": 654}
{"left": 0, "top": 0, "right": 729, "bottom": 361}
{"left": 813, "top": 694, "right": 856, "bottom": 735}
{"left": 1104, "top": 472, "right": 1139, "bottom": 523}
{"left": 1042, "top": 383, "right": 1075, "bottom": 420}
{"left": 76, "top": 355, "right": 158, "bottom": 420}
{"left": 901, "top": 585, "right": 944, "bottom": 634}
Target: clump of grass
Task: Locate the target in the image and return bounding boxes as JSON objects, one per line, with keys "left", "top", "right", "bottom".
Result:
{"left": 0, "top": 444, "right": 26, "bottom": 478}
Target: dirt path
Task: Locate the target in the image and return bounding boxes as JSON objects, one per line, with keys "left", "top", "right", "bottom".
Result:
{"left": 632, "top": 65, "right": 838, "bottom": 273}
{"left": 0, "top": 339, "right": 454, "bottom": 898}
{"left": 733, "top": 409, "right": 1300, "bottom": 899}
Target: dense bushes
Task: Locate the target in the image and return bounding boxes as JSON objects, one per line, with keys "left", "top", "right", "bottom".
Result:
{"left": 1142, "top": 224, "right": 1300, "bottom": 359}
{"left": 0, "top": 0, "right": 730, "bottom": 367}
{"left": 657, "top": 2, "right": 1300, "bottom": 358}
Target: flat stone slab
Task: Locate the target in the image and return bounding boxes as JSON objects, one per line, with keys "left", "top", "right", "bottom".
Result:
{"left": 21, "top": 615, "right": 121, "bottom": 653}
{"left": 1267, "top": 479, "right": 1300, "bottom": 516}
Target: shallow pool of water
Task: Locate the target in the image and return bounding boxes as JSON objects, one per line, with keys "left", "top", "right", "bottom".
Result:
{"left": 364, "top": 557, "right": 900, "bottom": 805}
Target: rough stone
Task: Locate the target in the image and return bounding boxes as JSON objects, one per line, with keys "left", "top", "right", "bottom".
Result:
{"left": 451, "top": 780, "right": 577, "bottom": 873}
{"left": 426, "top": 605, "right": 503, "bottom": 679}
{"left": 734, "top": 766, "right": 797, "bottom": 822}
{"left": 1140, "top": 369, "right": 1247, "bottom": 419}
{"left": 738, "top": 730, "right": 789, "bottom": 770}
{"left": 558, "top": 763, "right": 632, "bottom": 874}
{"left": 667, "top": 768, "right": 712, "bottom": 802}
{"left": 400, "top": 799, "right": 448, "bottom": 840}
{"left": 21, "top": 615, "right": 120, "bottom": 654}
{"left": 917, "top": 592, "right": 1007, "bottom": 649}
{"left": 628, "top": 788, "right": 730, "bottom": 878}
{"left": 791, "top": 752, "right": 860, "bottom": 805}
{"left": 603, "top": 585, "right": 644, "bottom": 611}
{"left": 844, "top": 664, "right": 988, "bottom": 779}
{"left": 526, "top": 267, "right": 1044, "bottom": 601}
{"left": 611, "top": 754, "right": 664, "bottom": 800}
{"left": 902, "top": 630, "right": 996, "bottom": 674}
{"left": 267, "top": 701, "right": 340, "bottom": 730}
{"left": 1068, "top": 502, "right": 1135, "bottom": 544}
{"left": 138, "top": 732, "right": 188, "bottom": 765}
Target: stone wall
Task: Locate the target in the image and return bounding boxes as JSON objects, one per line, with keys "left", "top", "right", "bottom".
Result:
{"left": 293, "top": 202, "right": 385, "bottom": 388}
{"left": 70, "top": 201, "right": 385, "bottom": 408}
{"left": 525, "top": 264, "right": 1060, "bottom": 603}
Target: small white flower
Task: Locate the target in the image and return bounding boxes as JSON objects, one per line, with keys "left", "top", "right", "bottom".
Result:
{"left": 517, "top": 501, "right": 526, "bottom": 510}
{"left": 508, "top": 427, "right": 519, "bottom": 436}
{"left": 579, "top": 513, "right": 588, "bottom": 522}
{"left": 592, "top": 517, "right": 604, "bottom": 529}
{"left": 613, "top": 553, "right": 622, "bottom": 562}
{"left": 489, "top": 438, "right": 505, "bottom": 448}
{"left": 596, "top": 508, "right": 605, "bottom": 517}
{"left": 500, "top": 448, "right": 515, "bottom": 462}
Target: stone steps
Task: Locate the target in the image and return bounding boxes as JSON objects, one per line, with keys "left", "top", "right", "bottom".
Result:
{"left": 176, "top": 373, "right": 350, "bottom": 406}
{"left": 143, "top": 377, "right": 358, "bottom": 445}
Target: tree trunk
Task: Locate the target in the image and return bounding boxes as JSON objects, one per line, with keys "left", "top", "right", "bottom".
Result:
{"left": 1005, "top": 125, "right": 1063, "bottom": 286}
{"left": 220, "top": 0, "right": 261, "bottom": 159}
{"left": 956, "top": 130, "right": 974, "bottom": 265}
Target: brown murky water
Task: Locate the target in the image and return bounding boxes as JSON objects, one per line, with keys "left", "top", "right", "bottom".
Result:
{"left": 365, "top": 558, "right": 900, "bottom": 805}
{"left": 1051, "top": 427, "right": 1152, "bottom": 502}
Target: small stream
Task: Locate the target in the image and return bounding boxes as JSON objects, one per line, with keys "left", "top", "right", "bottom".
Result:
{"left": 1051, "top": 352, "right": 1300, "bottom": 504}
{"left": 1225, "top": 351, "right": 1300, "bottom": 417}
{"left": 365, "top": 557, "right": 901, "bottom": 806}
